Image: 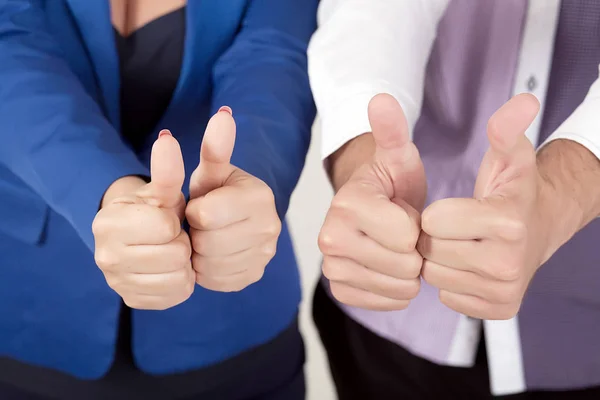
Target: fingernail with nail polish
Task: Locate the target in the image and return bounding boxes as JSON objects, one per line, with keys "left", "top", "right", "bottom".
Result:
{"left": 218, "top": 106, "right": 233, "bottom": 115}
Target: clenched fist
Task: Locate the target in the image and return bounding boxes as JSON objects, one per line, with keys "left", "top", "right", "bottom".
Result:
{"left": 93, "top": 131, "right": 194, "bottom": 310}
{"left": 319, "top": 94, "right": 427, "bottom": 311}
{"left": 187, "top": 107, "right": 281, "bottom": 292}
{"left": 418, "top": 94, "right": 548, "bottom": 320}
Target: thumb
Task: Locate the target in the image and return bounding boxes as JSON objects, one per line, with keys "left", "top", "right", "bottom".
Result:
{"left": 138, "top": 130, "right": 185, "bottom": 208}
{"left": 475, "top": 94, "right": 540, "bottom": 198}
{"left": 368, "top": 94, "right": 422, "bottom": 178}
{"left": 368, "top": 94, "right": 426, "bottom": 209}
{"left": 486, "top": 93, "right": 540, "bottom": 163}
{"left": 190, "top": 107, "right": 236, "bottom": 198}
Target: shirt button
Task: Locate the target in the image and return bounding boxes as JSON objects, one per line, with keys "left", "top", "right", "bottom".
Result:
{"left": 527, "top": 75, "right": 537, "bottom": 91}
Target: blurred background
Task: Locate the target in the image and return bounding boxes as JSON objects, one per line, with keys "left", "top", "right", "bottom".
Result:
{"left": 288, "top": 123, "right": 336, "bottom": 400}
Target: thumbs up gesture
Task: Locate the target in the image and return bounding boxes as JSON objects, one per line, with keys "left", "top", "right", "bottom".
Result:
{"left": 319, "top": 94, "right": 427, "bottom": 311}
{"left": 417, "top": 94, "right": 549, "bottom": 320}
{"left": 186, "top": 107, "right": 281, "bottom": 292}
{"left": 92, "top": 131, "right": 195, "bottom": 310}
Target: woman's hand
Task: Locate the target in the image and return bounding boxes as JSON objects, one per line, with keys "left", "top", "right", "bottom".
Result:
{"left": 186, "top": 107, "right": 281, "bottom": 292}
{"left": 92, "top": 131, "right": 195, "bottom": 310}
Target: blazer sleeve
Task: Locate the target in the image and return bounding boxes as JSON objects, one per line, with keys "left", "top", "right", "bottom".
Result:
{"left": 210, "top": 0, "right": 319, "bottom": 219}
{"left": 0, "top": 0, "right": 149, "bottom": 250}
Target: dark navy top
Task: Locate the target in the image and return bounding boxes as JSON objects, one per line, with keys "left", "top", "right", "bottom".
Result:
{"left": 115, "top": 8, "right": 185, "bottom": 150}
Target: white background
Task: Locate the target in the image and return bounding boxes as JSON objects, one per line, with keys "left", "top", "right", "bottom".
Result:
{"left": 288, "top": 124, "right": 337, "bottom": 400}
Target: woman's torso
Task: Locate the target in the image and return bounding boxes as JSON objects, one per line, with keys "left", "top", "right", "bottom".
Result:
{"left": 0, "top": 0, "right": 301, "bottom": 382}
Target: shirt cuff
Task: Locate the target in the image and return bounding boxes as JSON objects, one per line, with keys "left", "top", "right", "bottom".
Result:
{"left": 319, "top": 92, "right": 374, "bottom": 160}
{"left": 538, "top": 132, "right": 600, "bottom": 161}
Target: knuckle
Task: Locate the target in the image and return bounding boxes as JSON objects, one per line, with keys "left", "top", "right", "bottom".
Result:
{"left": 195, "top": 271, "right": 258, "bottom": 293}
{"left": 184, "top": 279, "right": 195, "bottom": 299}
{"left": 221, "top": 276, "right": 254, "bottom": 293}
{"left": 386, "top": 278, "right": 420, "bottom": 301}
{"left": 247, "top": 268, "right": 265, "bottom": 286}
{"left": 438, "top": 290, "right": 463, "bottom": 314}
{"left": 91, "top": 212, "right": 109, "bottom": 237}
{"left": 256, "top": 182, "right": 276, "bottom": 203}
{"left": 318, "top": 228, "right": 338, "bottom": 255}
{"left": 194, "top": 272, "right": 211, "bottom": 289}
{"left": 171, "top": 240, "right": 192, "bottom": 267}
{"left": 438, "top": 290, "right": 451, "bottom": 308}
{"left": 122, "top": 297, "right": 138, "bottom": 309}
{"left": 330, "top": 193, "right": 353, "bottom": 214}
{"left": 415, "top": 234, "right": 429, "bottom": 257}
{"left": 247, "top": 180, "right": 274, "bottom": 207}
{"left": 187, "top": 201, "right": 213, "bottom": 230}
{"left": 322, "top": 258, "right": 344, "bottom": 281}
{"left": 405, "top": 252, "right": 424, "bottom": 278}
{"left": 184, "top": 201, "right": 198, "bottom": 225}
{"left": 173, "top": 267, "right": 191, "bottom": 287}
{"left": 420, "top": 205, "right": 437, "bottom": 234}
{"left": 176, "top": 278, "right": 195, "bottom": 303}
{"left": 404, "top": 278, "right": 421, "bottom": 300}
{"left": 493, "top": 282, "right": 522, "bottom": 304}
{"left": 196, "top": 208, "right": 214, "bottom": 230}
{"left": 491, "top": 303, "right": 521, "bottom": 320}
{"left": 402, "top": 224, "right": 421, "bottom": 251}
{"left": 94, "top": 247, "right": 119, "bottom": 270}
{"left": 398, "top": 240, "right": 417, "bottom": 254}
{"left": 104, "top": 273, "right": 123, "bottom": 292}
{"left": 150, "top": 303, "right": 171, "bottom": 311}
{"left": 420, "top": 264, "right": 433, "bottom": 285}
{"left": 261, "top": 243, "right": 277, "bottom": 259}
{"left": 158, "top": 215, "right": 180, "bottom": 242}
{"left": 122, "top": 297, "right": 148, "bottom": 310}
{"left": 264, "top": 219, "right": 282, "bottom": 238}
{"left": 329, "top": 282, "right": 349, "bottom": 304}
{"left": 191, "top": 253, "right": 209, "bottom": 275}
{"left": 394, "top": 221, "right": 420, "bottom": 253}
{"left": 491, "top": 260, "right": 522, "bottom": 281}
{"left": 191, "top": 230, "right": 210, "bottom": 255}
{"left": 387, "top": 300, "right": 410, "bottom": 311}
{"left": 224, "top": 281, "right": 246, "bottom": 293}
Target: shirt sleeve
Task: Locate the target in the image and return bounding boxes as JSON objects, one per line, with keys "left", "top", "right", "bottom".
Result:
{"left": 0, "top": 1, "right": 149, "bottom": 251}
{"left": 540, "top": 66, "right": 600, "bottom": 160}
{"left": 308, "top": 0, "right": 450, "bottom": 159}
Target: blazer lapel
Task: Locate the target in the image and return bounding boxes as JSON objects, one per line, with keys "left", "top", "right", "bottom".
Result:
{"left": 65, "top": 0, "right": 121, "bottom": 127}
{"left": 169, "top": 1, "right": 219, "bottom": 107}
{"left": 168, "top": 1, "right": 243, "bottom": 112}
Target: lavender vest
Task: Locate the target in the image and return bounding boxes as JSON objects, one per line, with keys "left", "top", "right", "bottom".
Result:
{"left": 335, "top": 0, "right": 600, "bottom": 391}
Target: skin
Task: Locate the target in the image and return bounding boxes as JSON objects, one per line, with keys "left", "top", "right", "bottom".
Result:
{"left": 110, "top": 0, "right": 187, "bottom": 36}
{"left": 324, "top": 93, "right": 600, "bottom": 318}
{"left": 417, "top": 94, "right": 600, "bottom": 320}
{"left": 93, "top": 109, "right": 280, "bottom": 310}
{"left": 319, "top": 94, "right": 427, "bottom": 311}
{"left": 93, "top": 130, "right": 194, "bottom": 311}
{"left": 95, "top": 2, "right": 279, "bottom": 310}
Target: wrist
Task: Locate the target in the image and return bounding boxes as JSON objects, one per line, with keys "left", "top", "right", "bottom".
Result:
{"left": 101, "top": 175, "right": 148, "bottom": 209}
{"left": 328, "top": 133, "right": 375, "bottom": 191}
{"left": 535, "top": 171, "right": 582, "bottom": 262}
{"left": 534, "top": 139, "right": 599, "bottom": 260}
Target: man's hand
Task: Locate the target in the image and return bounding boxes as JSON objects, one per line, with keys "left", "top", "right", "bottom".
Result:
{"left": 93, "top": 131, "right": 195, "bottom": 310}
{"left": 319, "top": 94, "right": 427, "bottom": 311}
{"left": 418, "top": 94, "right": 552, "bottom": 320}
{"left": 186, "top": 107, "right": 281, "bottom": 292}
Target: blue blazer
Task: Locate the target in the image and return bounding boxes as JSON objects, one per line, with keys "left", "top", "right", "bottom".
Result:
{"left": 0, "top": 0, "right": 317, "bottom": 378}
